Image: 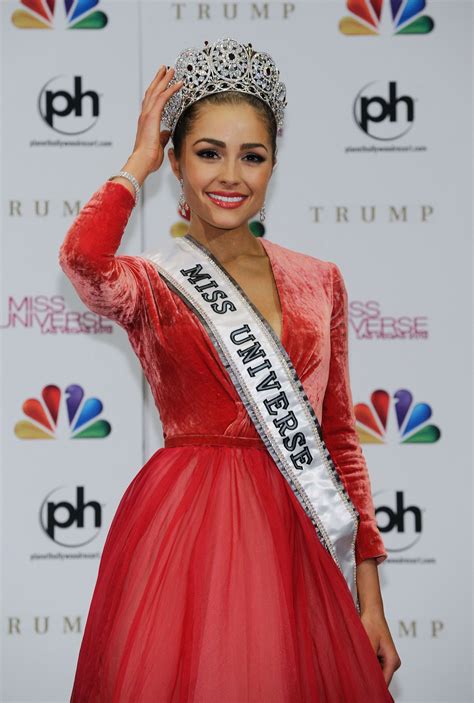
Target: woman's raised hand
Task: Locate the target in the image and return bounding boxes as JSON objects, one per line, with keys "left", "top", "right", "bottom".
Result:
{"left": 131, "top": 65, "right": 184, "bottom": 174}
{"left": 115, "top": 66, "right": 184, "bottom": 195}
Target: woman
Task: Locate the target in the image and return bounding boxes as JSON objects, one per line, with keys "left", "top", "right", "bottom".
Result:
{"left": 59, "top": 37, "right": 401, "bottom": 702}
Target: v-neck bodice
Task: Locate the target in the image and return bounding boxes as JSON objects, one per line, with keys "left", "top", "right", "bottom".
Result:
{"left": 182, "top": 232, "right": 286, "bottom": 347}
{"left": 58, "top": 179, "right": 388, "bottom": 567}
{"left": 59, "top": 180, "right": 338, "bottom": 438}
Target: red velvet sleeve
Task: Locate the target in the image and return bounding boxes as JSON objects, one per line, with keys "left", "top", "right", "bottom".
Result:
{"left": 322, "top": 262, "right": 387, "bottom": 567}
{"left": 58, "top": 180, "right": 144, "bottom": 328}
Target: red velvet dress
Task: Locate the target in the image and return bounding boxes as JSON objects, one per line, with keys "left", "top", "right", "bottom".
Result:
{"left": 59, "top": 180, "right": 394, "bottom": 702}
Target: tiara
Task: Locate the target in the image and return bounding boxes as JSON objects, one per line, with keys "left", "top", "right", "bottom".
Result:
{"left": 161, "top": 37, "right": 287, "bottom": 137}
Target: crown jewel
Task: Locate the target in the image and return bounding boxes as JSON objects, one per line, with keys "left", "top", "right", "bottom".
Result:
{"left": 161, "top": 37, "right": 287, "bottom": 137}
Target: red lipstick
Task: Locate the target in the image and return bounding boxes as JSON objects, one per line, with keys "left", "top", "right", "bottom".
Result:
{"left": 206, "top": 191, "right": 249, "bottom": 209}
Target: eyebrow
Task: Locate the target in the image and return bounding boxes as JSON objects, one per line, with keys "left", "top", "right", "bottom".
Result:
{"left": 192, "top": 137, "right": 268, "bottom": 152}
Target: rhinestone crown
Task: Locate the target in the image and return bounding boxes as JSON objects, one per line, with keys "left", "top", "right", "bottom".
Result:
{"left": 161, "top": 37, "right": 287, "bottom": 137}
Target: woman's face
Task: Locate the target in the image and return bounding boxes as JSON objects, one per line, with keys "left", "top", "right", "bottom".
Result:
{"left": 169, "top": 101, "right": 275, "bottom": 232}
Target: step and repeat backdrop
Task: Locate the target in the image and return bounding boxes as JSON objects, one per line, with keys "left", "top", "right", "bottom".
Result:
{"left": 1, "top": 1, "right": 472, "bottom": 701}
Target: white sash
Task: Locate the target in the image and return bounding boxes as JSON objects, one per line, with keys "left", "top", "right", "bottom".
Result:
{"left": 141, "top": 234, "right": 361, "bottom": 610}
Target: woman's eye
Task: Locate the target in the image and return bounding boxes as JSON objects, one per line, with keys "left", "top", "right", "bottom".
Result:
{"left": 197, "top": 150, "right": 218, "bottom": 159}
{"left": 244, "top": 153, "right": 265, "bottom": 163}
{"left": 196, "top": 150, "right": 265, "bottom": 163}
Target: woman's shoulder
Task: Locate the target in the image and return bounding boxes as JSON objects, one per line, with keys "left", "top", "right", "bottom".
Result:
{"left": 263, "top": 237, "right": 340, "bottom": 279}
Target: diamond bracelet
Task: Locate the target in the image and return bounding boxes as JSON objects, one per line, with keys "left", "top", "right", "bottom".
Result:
{"left": 107, "top": 170, "right": 141, "bottom": 203}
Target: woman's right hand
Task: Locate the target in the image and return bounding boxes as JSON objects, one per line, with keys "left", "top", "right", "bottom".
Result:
{"left": 131, "top": 65, "right": 184, "bottom": 174}
{"left": 115, "top": 66, "right": 184, "bottom": 194}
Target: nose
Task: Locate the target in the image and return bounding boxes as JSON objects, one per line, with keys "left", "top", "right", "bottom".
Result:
{"left": 218, "top": 158, "right": 241, "bottom": 187}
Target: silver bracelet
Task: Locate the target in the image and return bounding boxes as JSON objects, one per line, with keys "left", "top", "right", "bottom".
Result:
{"left": 107, "top": 170, "right": 141, "bottom": 202}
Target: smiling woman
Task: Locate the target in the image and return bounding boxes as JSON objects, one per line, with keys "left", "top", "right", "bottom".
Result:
{"left": 167, "top": 95, "right": 276, "bottom": 227}
{"left": 61, "top": 36, "right": 400, "bottom": 702}
{"left": 196, "top": 138, "right": 268, "bottom": 204}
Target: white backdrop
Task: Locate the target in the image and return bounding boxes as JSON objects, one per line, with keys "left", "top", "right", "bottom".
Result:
{"left": 1, "top": 1, "right": 472, "bottom": 701}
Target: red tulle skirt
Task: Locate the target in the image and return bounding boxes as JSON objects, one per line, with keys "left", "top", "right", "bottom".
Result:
{"left": 70, "top": 441, "right": 394, "bottom": 702}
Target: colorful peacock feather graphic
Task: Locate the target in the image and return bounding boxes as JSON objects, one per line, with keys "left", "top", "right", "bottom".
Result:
{"left": 11, "top": 0, "right": 108, "bottom": 29}
{"left": 14, "top": 383, "right": 112, "bottom": 439}
{"left": 355, "top": 388, "right": 441, "bottom": 444}
{"left": 339, "top": 0, "right": 435, "bottom": 36}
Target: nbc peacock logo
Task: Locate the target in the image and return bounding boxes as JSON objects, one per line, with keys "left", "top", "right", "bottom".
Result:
{"left": 11, "top": 0, "right": 108, "bottom": 30}
{"left": 14, "top": 383, "right": 112, "bottom": 439}
{"left": 339, "top": 0, "right": 435, "bottom": 36}
{"left": 355, "top": 388, "right": 440, "bottom": 444}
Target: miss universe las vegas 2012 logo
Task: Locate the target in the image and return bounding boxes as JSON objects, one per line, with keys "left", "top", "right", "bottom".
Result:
{"left": 339, "top": 0, "right": 435, "bottom": 36}
{"left": 11, "top": 0, "right": 108, "bottom": 29}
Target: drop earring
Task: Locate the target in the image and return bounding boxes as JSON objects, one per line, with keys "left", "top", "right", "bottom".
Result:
{"left": 178, "top": 178, "right": 190, "bottom": 219}
{"left": 259, "top": 202, "right": 266, "bottom": 223}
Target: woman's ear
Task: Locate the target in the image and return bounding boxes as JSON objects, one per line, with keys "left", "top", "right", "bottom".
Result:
{"left": 167, "top": 147, "right": 180, "bottom": 180}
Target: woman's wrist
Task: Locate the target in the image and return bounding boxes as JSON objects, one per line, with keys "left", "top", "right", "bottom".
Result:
{"left": 122, "top": 151, "right": 154, "bottom": 185}
{"left": 356, "top": 557, "right": 385, "bottom": 616}
{"left": 109, "top": 151, "right": 154, "bottom": 198}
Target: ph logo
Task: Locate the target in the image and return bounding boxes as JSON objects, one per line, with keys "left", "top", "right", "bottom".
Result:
{"left": 375, "top": 490, "right": 423, "bottom": 552}
{"left": 354, "top": 81, "right": 415, "bottom": 140}
{"left": 38, "top": 76, "right": 100, "bottom": 134}
{"left": 40, "top": 486, "right": 103, "bottom": 547}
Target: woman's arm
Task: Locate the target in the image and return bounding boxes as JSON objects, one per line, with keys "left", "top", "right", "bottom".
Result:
{"left": 321, "top": 262, "right": 387, "bottom": 567}
{"left": 321, "top": 263, "right": 404, "bottom": 685}
{"left": 58, "top": 152, "right": 151, "bottom": 328}
{"left": 58, "top": 64, "right": 184, "bottom": 328}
